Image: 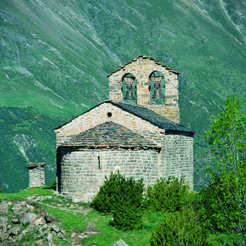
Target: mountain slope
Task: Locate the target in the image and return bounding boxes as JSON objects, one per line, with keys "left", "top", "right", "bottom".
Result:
{"left": 0, "top": 0, "right": 246, "bottom": 191}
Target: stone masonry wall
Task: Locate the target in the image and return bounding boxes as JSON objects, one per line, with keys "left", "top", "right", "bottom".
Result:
{"left": 25, "top": 163, "right": 45, "bottom": 188}
{"left": 58, "top": 148, "right": 159, "bottom": 202}
{"left": 55, "top": 102, "right": 162, "bottom": 147}
{"left": 108, "top": 56, "right": 180, "bottom": 123}
{"left": 163, "top": 134, "right": 193, "bottom": 188}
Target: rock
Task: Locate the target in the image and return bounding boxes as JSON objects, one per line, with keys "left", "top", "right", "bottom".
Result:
{"left": 36, "top": 239, "right": 45, "bottom": 246}
{"left": 34, "top": 217, "right": 45, "bottom": 227}
{"left": 17, "top": 233, "right": 24, "bottom": 241}
{"left": 8, "top": 201, "right": 13, "bottom": 206}
{"left": 111, "top": 239, "right": 129, "bottom": 246}
{"left": 47, "top": 233, "right": 53, "bottom": 242}
{"left": 20, "top": 201, "right": 27, "bottom": 207}
{"left": 39, "top": 223, "right": 48, "bottom": 231}
{"left": 26, "top": 204, "right": 35, "bottom": 211}
{"left": 0, "top": 217, "right": 7, "bottom": 236}
{"left": 7, "top": 224, "right": 12, "bottom": 229}
{"left": 9, "top": 226, "right": 20, "bottom": 236}
{"left": 0, "top": 224, "right": 7, "bottom": 235}
{"left": 51, "top": 224, "right": 60, "bottom": 233}
{"left": 12, "top": 203, "right": 21, "bottom": 212}
{"left": 70, "top": 204, "right": 75, "bottom": 208}
{"left": 21, "top": 213, "right": 37, "bottom": 225}
{"left": 12, "top": 218, "right": 20, "bottom": 224}
{"left": 0, "top": 202, "right": 9, "bottom": 215}
{"left": 57, "top": 232, "right": 63, "bottom": 238}
{"left": 12, "top": 203, "right": 24, "bottom": 217}
{"left": 0, "top": 216, "right": 8, "bottom": 224}
{"left": 54, "top": 198, "right": 63, "bottom": 203}
{"left": 45, "top": 213, "right": 57, "bottom": 223}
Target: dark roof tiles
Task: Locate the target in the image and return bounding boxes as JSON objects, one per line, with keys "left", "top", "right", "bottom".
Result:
{"left": 111, "top": 101, "right": 194, "bottom": 134}
{"left": 62, "top": 122, "right": 159, "bottom": 149}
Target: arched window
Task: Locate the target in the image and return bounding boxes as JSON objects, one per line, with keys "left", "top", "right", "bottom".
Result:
{"left": 121, "top": 73, "right": 137, "bottom": 104}
{"left": 149, "top": 71, "right": 165, "bottom": 105}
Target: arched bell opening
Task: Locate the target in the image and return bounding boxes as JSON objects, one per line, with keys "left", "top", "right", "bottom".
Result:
{"left": 121, "top": 73, "right": 137, "bottom": 104}
{"left": 149, "top": 71, "right": 165, "bottom": 105}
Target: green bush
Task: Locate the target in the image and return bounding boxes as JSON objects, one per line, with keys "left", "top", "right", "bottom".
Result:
{"left": 111, "top": 202, "right": 144, "bottom": 231}
{"left": 91, "top": 171, "right": 144, "bottom": 214}
{"left": 0, "top": 187, "right": 3, "bottom": 193}
{"left": 91, "top": 171, "right": 144, "bottom": 231}
{"left": 49, "top": 179, "right": 56, "bottom": 190}
{"left": 145, "top": 176, "right": 190, "bottom": 212}
{"left": 150, "top": 207, "right": 208, "bottom": 246}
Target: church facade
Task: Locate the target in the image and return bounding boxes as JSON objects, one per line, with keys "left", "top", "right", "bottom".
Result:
{"left": 55, "top": 55, "right": 194, "bottom": 202}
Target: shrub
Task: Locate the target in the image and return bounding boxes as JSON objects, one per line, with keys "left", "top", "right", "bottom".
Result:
{"left": 49, "top": 179, "right": 56, "bottom": 190}
{"left": 145, "top": 176, "right": 190, "bottom": 212}
{"left": 0, "top": 187, "right": 3, "bottom": 193}
{"left": 91, "top": 171, "right": 144, "bottom": 230}
{"left": 91, "top": 171, "right": 144, "bottom": 214}
{"left": 150, "top": 207, "right": 208, "bottom": 246}
{"left": 111, "top": 202, "right": 144, "bottom": 231}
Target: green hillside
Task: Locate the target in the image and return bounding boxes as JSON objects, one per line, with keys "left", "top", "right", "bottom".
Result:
{"left": 0, "top": 0, "right": 246, "bottom": 192}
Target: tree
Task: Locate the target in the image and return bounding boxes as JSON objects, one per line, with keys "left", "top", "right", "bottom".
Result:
{"left": 201, "top": 95, "right": 246, "bottom": 245}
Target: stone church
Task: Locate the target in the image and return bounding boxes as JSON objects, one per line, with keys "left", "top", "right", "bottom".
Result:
{"left": 55, "top": 55, "right": 194, "bottom": 202}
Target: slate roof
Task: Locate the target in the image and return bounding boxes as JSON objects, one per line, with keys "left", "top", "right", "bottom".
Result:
{"left": 110, "top": 101, "right": 194, "bottom": 135}
{"left": 55, "top": 100, "right": 194, "bottom": 135}
{"left": 61, "top": 122, "right": 159, "bottom": 149}
{"left": 107, "top": 55, "right": 180, "bottom": 77}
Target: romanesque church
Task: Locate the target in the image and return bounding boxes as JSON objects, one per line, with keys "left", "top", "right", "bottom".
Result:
{"left": 54, "top": 55, "right": 194, "bottom": 202}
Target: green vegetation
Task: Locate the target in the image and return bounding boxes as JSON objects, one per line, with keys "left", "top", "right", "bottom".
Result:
{"left": 91, "top": 171, "right": 144, "bottom": 230}
{"left": 144, "top": 176, "right": 190, "bottom": 212}
{"left": 49, "top": 179, "right": 57, "bottom": 190}
{"left": 150, "top": 208, "right": 207, "bottom": 246}
{"left": 1, "top": 0, "right": 246, "bottom": 193}
{"left": 0, "top": 106, "right": 66, "bottom": 192}
{"left": 201, "top": 95, "right": 246, "bottom": 245}
{"left": 111, "top": 202, "right": 144, "bottom": 231}
{"left": 0, "top": 187, "right": 53, "bottom": 200}
{"left": 91, "top": 171, "right": 144, "bottom": 214}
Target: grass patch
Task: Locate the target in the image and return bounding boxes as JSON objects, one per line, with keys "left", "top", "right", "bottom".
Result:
{"left": 82, "top": 210, "right": 166, "bottom": 246}
{"left": 39, "top": 204, "right": 87, "bottom": 233}
{"left": 0, "top": 187, "right": 53, "bottom": 201}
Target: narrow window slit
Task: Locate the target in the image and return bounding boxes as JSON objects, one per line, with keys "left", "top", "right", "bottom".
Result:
{"left": 98, "top": 156, "right": 101, "bottom": 170}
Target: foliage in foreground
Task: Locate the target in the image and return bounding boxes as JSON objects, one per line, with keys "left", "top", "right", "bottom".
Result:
{"left": 145, "top": 176, "right": 190, "bottom": 212}
{"left": 150, "top": 207, "right": 208, "bottom": 246}
{"left": 111, "top": 201, "right": 144, "bottom": 230}
{"left": 91, "top": 171, "right": 144, "bottom": 230}
{"left": 91, "top": 171, "right": 144, "bottom": 214}
{"left": 201, "top": 95, "right": 246, "bottom": 245}
{"left": 49, "top": 179, "right": 57, "bottom": 190}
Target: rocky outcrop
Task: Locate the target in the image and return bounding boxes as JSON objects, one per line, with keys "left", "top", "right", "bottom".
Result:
{"left": 0, "top": 200, "right": 66, "bottom": 245}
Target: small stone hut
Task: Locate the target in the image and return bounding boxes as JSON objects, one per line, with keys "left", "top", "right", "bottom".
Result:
{"left": 55, "top": 55, "right": 194, "bottom": 202}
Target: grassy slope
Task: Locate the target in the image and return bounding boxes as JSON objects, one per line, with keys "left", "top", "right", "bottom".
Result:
{"left": 0, "top": 0, "right": 246, "bottom": 191}
{"left": 0, "top": 188, "right": 238, "bottom": 245}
